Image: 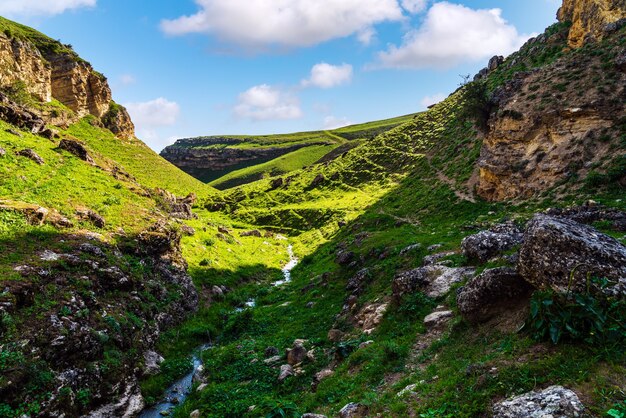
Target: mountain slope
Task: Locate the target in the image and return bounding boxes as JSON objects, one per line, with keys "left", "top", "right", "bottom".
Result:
{"left": 160, "top": 114, "right": 416, "bottom": 188}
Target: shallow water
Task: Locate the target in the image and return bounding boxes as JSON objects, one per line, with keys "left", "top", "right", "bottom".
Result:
{"left": 273, "top": 245, "right": 298, "bottom": 286}
{"left": 139, "top": 245, "right": 298, "bottom": 416}
{"left": 138, "top": 345, "right": 210, "bottom": 418}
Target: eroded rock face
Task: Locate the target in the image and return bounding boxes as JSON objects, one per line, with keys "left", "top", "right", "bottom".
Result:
{"left": 0, "top": 30, "right": 134, "bottom": 137}
{"left": 0, "top": 33, "right": 51, "bottom": 102}
{"left": 339, "top": 403, "right": 369, "bottom": 418}
{"left": 558, "top": 0, "right": 626, "bottom": 48}
{"left": 46, "top": 54, "right": 111, "bottom": 118}
{"left": 477, "top": 23, "right": 626, "bottom": 201}
{"left": 493, "top": 385, "right": 584, "bottom": 417}
{"left": 519, "top": 214, "right": 626, "bottom": 296}
{"left": 59, "top": 139, "right": 95, "bottom": 164}
{"left": 457, "top": 267, "right": 533, "bottom": 324}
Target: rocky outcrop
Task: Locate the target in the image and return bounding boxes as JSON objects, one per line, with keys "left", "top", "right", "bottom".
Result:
{"left": 477, "top": 30, "right": 626, "bottom": 201}
{"left": 558, "top": 0, "right": 626, "bottom": 47}
{"left": 0, "top": 33, "right": 51, "bottom": 102}
{"left": 0, "top": 21, "right": 134, "bottom": 138}
{"left": 461, "top": 222, "right": 524, "bottom": 263}
{"left": 44, "top": 53, "right": 111, "bottom": 118}
{"left": 59, "top": 139, "right": 95, "bottom": 164}
{"left": 457, "top": 268, "right": 533, "bottom": 324}
{"left": 518, "top": 214, "right": 626, "bottom": 296}
{"left": 393, "top": 264, "right": 474, "bottom": 300}
{"left": 493, "top": 385, "right": 584, "bottom": 417}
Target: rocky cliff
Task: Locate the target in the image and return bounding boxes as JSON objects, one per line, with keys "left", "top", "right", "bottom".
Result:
{"left": 476, "top": 17, "right": 626, "bottom": 201}
{"left": 558, "top": 0, "right": 626, "bottom": 47}
{"left": 0, "top": 23, "right": 134, "bottom": 138}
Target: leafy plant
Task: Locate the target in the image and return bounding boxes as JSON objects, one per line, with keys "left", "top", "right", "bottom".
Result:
{"left": 264, "top": 400, "right": 300, "bottom": 418}
{"left": 529, "top": 278, "right": 626, "bottom": 345}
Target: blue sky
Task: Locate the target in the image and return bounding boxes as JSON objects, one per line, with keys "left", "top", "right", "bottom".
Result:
{"left": 1, "top": 0, "right": 561, "bottom": 151}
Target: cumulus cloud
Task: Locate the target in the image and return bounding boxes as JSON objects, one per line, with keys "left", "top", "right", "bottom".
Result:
{"left": 0, "top": 0, "right": 96, "bottom": 16}
{"left": 376, "top": 2, "right": 531, "bottom": 69}
{"left": 420, "top": 93, "right": 447, "bottom": 108}
{"left": 401, "top": 0, "right": 428, "bottom": 14}
{"left": 323, "top": 116, "right": 352, "bottom": 130}
{"left": 124, "top": 98, "right": 180, "bottom": 127}
{"left": 234, "top": 84, "right": 302, "bottom": 121}
{"left": 160, "top": 0, "right": 404, "bottom": 49}
{"left": 302, "top": 63, "right": 353, "bottom": 89}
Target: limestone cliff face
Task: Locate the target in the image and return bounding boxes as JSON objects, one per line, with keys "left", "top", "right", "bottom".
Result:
{"left": 558, "top": 0, "right": 626, "bottom": 47}
{"left": 476, "top": 27, "right": 626, "bottom": 201}
{"left": 0, "top": 27, "right": 134, "bottom": 138}
{"left": 45, "top": 53, "right": 111, "bottom": 118}
{"left": 0, "top": 33, "right": 51, "bottom": 102}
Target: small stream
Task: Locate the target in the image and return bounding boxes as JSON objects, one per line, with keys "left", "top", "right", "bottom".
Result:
{"left": 138, "top": 345, "right": 210, "bottom": 418}
{"left": 138, "top": 244, "right": 298, "bottom": 417}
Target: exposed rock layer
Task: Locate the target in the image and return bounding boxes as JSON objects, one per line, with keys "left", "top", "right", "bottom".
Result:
{"left": 558, "top": 0, "right": 626, "bottom": 47}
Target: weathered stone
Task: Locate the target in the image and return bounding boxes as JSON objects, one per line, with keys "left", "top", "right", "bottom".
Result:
{"left": 59, "top": 139, "right": 94, "bottom": 164}
{"left": 356, "top": 303, "right": 388, "bottom": 334}
{"left": 327, "top": 329, "right": 344, "bottom": 342}
{"left": 488, "top": 55, "right": 505, "bottom": 71}
{"left": 264, "top": 355, "right": 282, "bottom": 365}
{"left": 143, "top": 350, "right": 165, "bottom": 376}
{"left": 545, "top": 204, "right": 626, "bottom": 232}
{"left": 457, "top": 268, "right": 533, "bottom": 324}
{"left": 393, "top": 265, "right": 474, "bottom": 300}
{"left": 102, "top": 103, "right": 135, "bottom": 139}
{"left": 339, "top": 402, "right": 368, "bottom": 418}
{"left": 265, "top": 346, "right": 279, "bottom": 358}
{"left": 189, "top": 410, "right": 201, "bottom": 418}
{"left": 336, "top": 250, "right": 355, "bottom": 266}
{"left": 461, "top": 222, "right": 524, "bottom": 263}
{"left": 558, "top": 0, "right": 626, "bottom": 48}
{"left": 346, "top": 268, "right": 370, "bottom": 293}
{"left": 286, "top": 341, "right": 307, "bottom": 365}
{"left": 518, "top": 214, "right": 626, "bottom": 296}
{"left": 17, "top": 148, "right": 44, "bottom": 165}
{"left": 77, "top": 209, "right": 106, "bottom": 228}
{"left": 240, "top": 229, "right": 262, "bottom": 237}
{"left": 493, "top": 385, "right": 584, "bottom": 417}
{"left": 423, "top": 310, "right": 454, "bottom": 329}
{"left": 278, "top": 364, "right": 294, "bottom": 381}
{"left": 302, "top": 414, "right": 327, "bottom": 418}
{"left": 0, "top": 146, "right": 5, "bottom": 157}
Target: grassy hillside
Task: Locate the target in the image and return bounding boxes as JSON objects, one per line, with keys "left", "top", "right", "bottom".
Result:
{"left": 141, "top": 21, "right": 626, "bottom": 418}
{"left": 164, "top": 113, "right": 417, "bottom": 189}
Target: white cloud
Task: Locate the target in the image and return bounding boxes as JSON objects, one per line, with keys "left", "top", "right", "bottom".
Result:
{"left": 401, "top": 0, "right": 428, "bottom": 14}
{"left": 302, "top": 63, "right": 353, "bottom": 89}
{"left": 420, "top": 93, "right": 447, "bottom": 108}
{"left": 0, "top": 0, "right": 96, "bottom": 16}
{"left": 323, "top": 116, "right": 352, "bottom": 130}
{"left": 160, "top": 0, "right": 404, "bottom": 49}
{"left": 124, "top": 98, "right": 180, "bottom": 127}
{"left": 234, "top": 84, "right": 302, "bottom": 121}
{"left": 119, "top": 74, "right": 136, "bottom": 86}
{"left": 376, "top": 2, "right": 531, "bottom": 69}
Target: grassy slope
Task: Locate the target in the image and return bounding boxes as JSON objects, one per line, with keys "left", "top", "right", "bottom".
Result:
{"left": 143, "top": 22, "right": 626, "bottom": 418}
{"left": 171, "top": 113, "right": 417, "bottom": 189}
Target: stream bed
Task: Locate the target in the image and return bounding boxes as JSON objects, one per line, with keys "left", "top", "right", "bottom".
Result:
{"left": 138, "top": 244, "right": 298, "bottom": 417}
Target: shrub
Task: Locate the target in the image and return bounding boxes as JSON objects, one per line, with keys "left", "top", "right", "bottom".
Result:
{"left": 529, "top": 278, "right": 626, "bottom": 346}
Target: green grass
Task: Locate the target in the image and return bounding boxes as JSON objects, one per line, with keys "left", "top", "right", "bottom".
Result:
{"left": 0, "top": 16, "right": 82, "bottom": 60}
{"left": 209, "top": 144, "right": 340, "bottom": 190}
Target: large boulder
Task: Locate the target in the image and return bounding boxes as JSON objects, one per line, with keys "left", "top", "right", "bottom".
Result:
{"left": 461, "top": 222, "right": 524, "bottom": 263}
{"left": 493, "top": 385, "right": 584, "bottom": 417}
{"left": 286, "top": 340, "right": 307, "bottom": 365}
{"left": 17, "top": 148, "right": 44, "bottom": 165}
{"left": 393, "top": 265, "right": 474, "bottom": 300}
{"left": 518, "top": 215, "right": 626, "bottom": 296}
{"left": 457, "top": 267, "right": 533, "bottom": 324}
{"left": 59, "top": 139, "right": 94, "bottom": 164}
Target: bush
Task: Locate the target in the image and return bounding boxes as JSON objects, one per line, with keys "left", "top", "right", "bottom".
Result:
{"left": 529, "top": 279, "right": 626, "bottom": 346}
